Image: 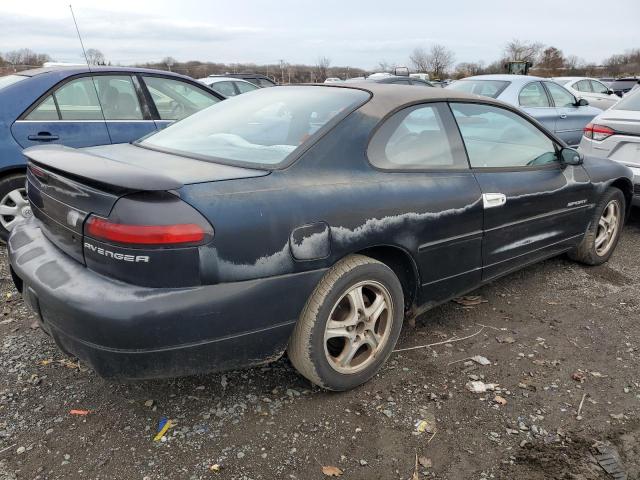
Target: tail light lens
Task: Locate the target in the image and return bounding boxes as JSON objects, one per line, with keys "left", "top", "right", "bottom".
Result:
{"left": 583, "top": 123, "right": 615, "bottom": 141}
{"left": 86, "top": 217, "right": 206, "bottom": 246}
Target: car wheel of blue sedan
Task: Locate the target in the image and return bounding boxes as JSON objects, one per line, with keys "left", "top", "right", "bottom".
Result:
{"left": 288, "top": 254, "right": 404, "bottom": 391}
{"left": 0, "top": 174, "right": 30, "bottom": 241}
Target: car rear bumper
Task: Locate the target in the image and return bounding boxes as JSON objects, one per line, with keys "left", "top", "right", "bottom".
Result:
{"left": 579, "top": 137, "right": 640, "bottom": 206}
{"left": 8, "top": 220, "right": 325, "bottom": 379}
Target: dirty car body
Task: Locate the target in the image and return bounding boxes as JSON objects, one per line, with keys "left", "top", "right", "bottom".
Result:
{"left": 8, "top": 84, "right": 633, "bottom": 380}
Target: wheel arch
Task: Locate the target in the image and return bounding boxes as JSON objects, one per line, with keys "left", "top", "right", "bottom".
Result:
{"left": 610, "top": 177, "right": 633, "bottom": 217}
{"left": 352, "top": 244, "right": 420, "bottom": 313}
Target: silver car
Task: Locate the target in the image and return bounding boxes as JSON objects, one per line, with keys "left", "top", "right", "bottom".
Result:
{"left": 446, "top": 74, "right": 602, "bottom": 146}
{"left": 579, "top": 89, "right": 640, "bottom": 206}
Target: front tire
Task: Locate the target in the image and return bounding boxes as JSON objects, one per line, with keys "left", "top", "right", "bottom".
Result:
{"left": 0, "top": 174, "right": 29, "bottom": 242}
{"left": 568, "top": 187, "right": 625, "bottom": 266}
{"left": 288, "top": 254, "right": 404, "bottom": 391}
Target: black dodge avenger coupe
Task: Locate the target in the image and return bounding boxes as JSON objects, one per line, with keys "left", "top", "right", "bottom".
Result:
{"left": 8, "top": 84, "right": 633, "bottom": 391}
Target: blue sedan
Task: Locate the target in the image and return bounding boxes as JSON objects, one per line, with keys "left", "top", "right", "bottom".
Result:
{"left": 0, "top": 66, "right": 223, "bottom": 239}
{"left": 446, "top": 74, "right": 602, "bottom": 147}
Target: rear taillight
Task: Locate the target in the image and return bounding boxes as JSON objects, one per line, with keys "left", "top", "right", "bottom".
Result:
{"left": 86, "top": 217, "right": 206, "bottom": 246}
{"left": 583, "top": 123, "right": 615, "bottom": 141}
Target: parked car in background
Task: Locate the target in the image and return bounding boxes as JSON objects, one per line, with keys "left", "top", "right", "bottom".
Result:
{"left": 579, "top": 89, "right": 640, "bottom": 206}
{"left": 609, "top": 78, "right": 640, "bottom": 97}
{"left": 446, "top": 74, "right": 602, "bottom": 146}
{"left": 324, "top": 77, "right": 343, "bottom": 83}
{"left": 199, "top": 76, "right": 259, "bottom": 97}
{"left": 553, "top": 77, "right": 619, "bottom": 110}
{"left": 9, "top": 84, "right": 632, "bottom": 390}
{"left": 0, "top": 66, "right": 223, "bottom": 240}
{"left": 354, "top": 75, "right": 433, "bottom": 87}
{"left": 209, "top": 73, "right": 277, "bottom": 88}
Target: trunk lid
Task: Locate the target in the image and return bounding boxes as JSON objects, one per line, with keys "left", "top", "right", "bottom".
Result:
{"left": 24, "top": 144, "right": 268, "bottom": 265}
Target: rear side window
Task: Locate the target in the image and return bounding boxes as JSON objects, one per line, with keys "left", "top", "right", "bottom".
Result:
{"left": 575, "top": 80, "right": 592, "bottom": 92}
{"left": 451, "top": 103, "right": 558, "bottom": 168}
{"left": 518, "top": 82, "right": 550, "bottom": 107}
{"left": 143, "top": 76, "right": 220, "bottom": 121}
{"left": 25, "top": 95, "right": 58, "bottom": 120}
{"left": 544, "top": 81, "right": 576, "bottom": 107}
{"left": 368, "top": 103, "right": 467, "bottom": 170}
{"left": 53, "top": 77, "right": 104, "bottom": 120}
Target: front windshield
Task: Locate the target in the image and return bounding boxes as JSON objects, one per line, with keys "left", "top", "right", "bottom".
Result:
{"left": 0, "top": 75, "right": 27, "bottom": 91}
{"left": 446, "top": 80, "right": 510, "bottom": 98}
{"left": 140, "top": 86, "right": 369, "bottom": 167}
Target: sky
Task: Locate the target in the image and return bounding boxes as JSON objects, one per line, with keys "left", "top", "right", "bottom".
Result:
{"left": 1, "top": 0, "right": 638, "bottom": 69}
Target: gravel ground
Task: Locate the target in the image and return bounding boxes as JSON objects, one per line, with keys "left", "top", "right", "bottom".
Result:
{"left": 1, "top": 210, "right": 639, "bottom": 480}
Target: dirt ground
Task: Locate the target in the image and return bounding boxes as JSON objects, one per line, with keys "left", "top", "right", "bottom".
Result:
{"left": 1, "top": 211, "right": 639, "bottom": 480}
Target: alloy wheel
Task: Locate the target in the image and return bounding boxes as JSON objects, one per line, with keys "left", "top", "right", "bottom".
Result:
{"left": 323, "top": 280, "right": 393, "bottom": 374}
{"left": 0, "top": 188, "right": 31, "bottom": 232}
{"left": 594, "top": 199, "right": 620, "bottom": 256}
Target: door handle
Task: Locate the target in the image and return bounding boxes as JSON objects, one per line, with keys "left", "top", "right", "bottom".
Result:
{"left": 559, "top": 113, "right": 567, "bottom": 119}
{"left": 27, "top": 132, "right": 59, "bottom": 142}
{"left": 482, "top": 193, "right": 506, "bottom": 209}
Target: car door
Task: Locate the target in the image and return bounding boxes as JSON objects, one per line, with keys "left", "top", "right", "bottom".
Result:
{"left": 589, "top": 80, "right": 618, "bottom": 109}
{"left": 367, "top": 102, "right": 484, "bottom": 304}
{"left": 11, "top": 76, "right": 110, "bottom": 149}
{"left": 140, "top": 75, "right": 222, "bottom": 130}
{"left": 92, "top": 74, "right": 157, "bottom": 144}
{"left": 543, "top": 81, "right": 587, "bottom": 146}
{"left": 517, "top": 81, "right": 557, "bottom": 133}
{"left": 449, "top": 102, "right": 593, "bottom": 281}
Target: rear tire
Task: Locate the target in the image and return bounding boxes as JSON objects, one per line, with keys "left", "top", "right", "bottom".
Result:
{"left": 288, "top": 254, "right": 404, "bottom": 391}
{"left": 568, "top": 187, "right": 625, "bottom": 266}
{"left": 0, "top": 173, "right": 29, "bottom": 242}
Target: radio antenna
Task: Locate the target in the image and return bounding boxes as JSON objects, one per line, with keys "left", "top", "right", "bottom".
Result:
{"left": 69, "top": 4, "right": 91, "bottom": 71}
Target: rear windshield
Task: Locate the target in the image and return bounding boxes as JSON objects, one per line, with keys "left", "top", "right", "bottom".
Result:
{"left": 140, "top": 86, "right": 369, "bottom": 168}
{"left": 0, "top": 75, "right": 27, "bottom": 91}
{"left": 612, "top": 89, "right": 640, "bottom": 111}
{"left": 446, "top": 80, "right": 510, "bottom": 98}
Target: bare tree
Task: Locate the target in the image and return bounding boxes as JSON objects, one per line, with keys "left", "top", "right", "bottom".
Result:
{"left": 536, "top": 46, "right": 564, "bottom": 75}
{"left": 85, "top": 48, "right": 106, "bottom": 66}
{"left": 377, "top": 60, "right": 395, "bottom": 72}
{"left": 426, "top": 44, "right": 455, "bottom": 79}
{"left": 454, "top": 61, "right": 485, "bottom": 79}
{"left": 316, "top": 56, "right": 331, "bottom": 81}
{"left": 4, "top": 48, "right": 51, "bottom": 66}
{"left": 409, "top": 47, "right": 429, "bottom": 72}
{"left": 503, "top": 39, "right": 543, "bottom": 63}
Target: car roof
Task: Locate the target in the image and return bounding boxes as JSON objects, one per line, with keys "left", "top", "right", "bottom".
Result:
{"left": 15, "top": 65, "right": 195, "bottom": 80}
{"left": 199, "top": 76, "right": 254, "bottom": 84}
{"left": 319, "top": 82, "right": 496, "bottom": 107}
{"left": 461, "top": 74, "right": 544, "bottom": 82}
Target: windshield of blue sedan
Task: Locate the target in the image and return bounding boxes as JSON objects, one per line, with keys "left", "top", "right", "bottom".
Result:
{"left": 0, "top": 75, "right": 27, "bottom": 91}
{"left": 140, "top": 86, "right": 370, "bottom": 167}
{"left": 446, "top": 80, "right": 510, "bottom": 98}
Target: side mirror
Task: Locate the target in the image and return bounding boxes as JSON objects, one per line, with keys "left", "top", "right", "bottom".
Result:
{"left": 576, "top": 98, "right": 589, "bottom": 106}
{"left": 560, "top": 147, "right": 583, "bottom": 166}
{"left": 607, "top": 89, "right": 615, "bottom": 95}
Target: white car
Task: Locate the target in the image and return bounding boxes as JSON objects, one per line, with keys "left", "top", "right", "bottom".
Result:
{"left": 554, "top": 77, "right": 619, "bottom": 110}
{"left": 323, "top": 77, "right": 343, "bottom": 84}
{"left": 578, "top": 88, "right": 640, "bottom": 206}
{"left": 198, "top": 76, "right": 259, "bottom": 97}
